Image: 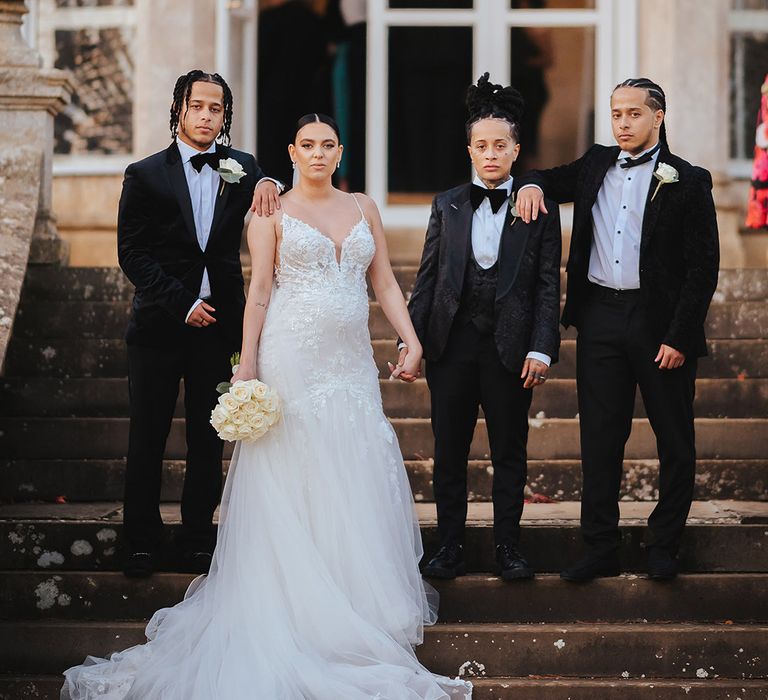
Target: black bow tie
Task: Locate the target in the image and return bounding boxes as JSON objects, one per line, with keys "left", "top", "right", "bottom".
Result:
{"left": 619, "top": 142, "right": 661, "bottom": 169}
{"left": 470, "top": 184, "right": 509, "bottom": 214}
{"left": 189, "top": 150, "right": 220, "bottom": 173}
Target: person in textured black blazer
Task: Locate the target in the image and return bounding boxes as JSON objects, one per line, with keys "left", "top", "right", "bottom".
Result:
{"left": 405, "top": 75, "right": 561, "bottom": 582}
{"left": 516, "top": 78, "right": 720, "bottom": 581}
{"left": 118, "top": 70, "right": 281, "bottom": 578}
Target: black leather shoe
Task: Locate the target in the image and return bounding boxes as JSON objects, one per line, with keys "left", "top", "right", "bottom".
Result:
{"left": 647, "top": 548, "right": 679, "bottom": 581}
{"left": 184, "top": 551, "right": 213, "bottom": 575}
{"left": 496, "top": 543, "right": 534, "bottom": 581}
{"left": 422, "top": 543, "right": 466, "bottom": 579}
{"left": 560, "top": 551, "right": 621, "bottom": 582}
{"left": 123, "top": 551, "right": 154, "bottom": 578}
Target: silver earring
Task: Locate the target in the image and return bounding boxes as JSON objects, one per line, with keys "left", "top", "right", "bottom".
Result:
{"left": 336, "top": 161, "right": 341, "bottom": 170}
{"left": 291, "top": 161, "right": 296, "bottom": 169}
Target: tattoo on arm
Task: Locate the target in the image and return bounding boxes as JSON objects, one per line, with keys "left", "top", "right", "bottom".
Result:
{"left": 254, "top": 301, "right": 267, "bottom": 308}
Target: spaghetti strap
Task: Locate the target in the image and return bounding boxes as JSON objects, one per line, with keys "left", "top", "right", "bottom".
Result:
{"left": 350, "top": 192, "right": 365, "bottom": 219}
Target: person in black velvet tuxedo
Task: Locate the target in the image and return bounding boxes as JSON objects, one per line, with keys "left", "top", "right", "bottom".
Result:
{"left": 405, "top": 74, "right": 561, "bottom": 582}
{"left": 516, "top": 78, "right": 720, "bottom": 581}
{"left": 118, "top": 70, "right": 282, "bottom": 578}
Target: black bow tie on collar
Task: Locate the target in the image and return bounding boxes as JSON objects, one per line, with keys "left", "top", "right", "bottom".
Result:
{"left": 189, "top": 150, "right": 220, "bottom": 173}
{"left": 470, "top": 184, "right": 509, "bottom": 214}
{"left": 619, "top": 142, "right": 661, "bottom": 169}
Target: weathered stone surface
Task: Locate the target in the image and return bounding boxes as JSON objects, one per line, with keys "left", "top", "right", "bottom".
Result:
{"left": 1, "top": 675, "right": 766, "bottom": 700}
{"left": 2, "top": 620, "right": 765, "bottom": 679}
{"left": 0, "top": 146, "right": 42, "bottom": 376}
{"left": 3, "top": 572, "right": 766, "bottom": 624}
{"left": 0, "top": 417, "right": 766, "bottom": 461}
{"left": 1, "top": 501, "right": 766, "bottom": 573}
{"left": 2, "top": 457, "right": 766, "bottom": 504}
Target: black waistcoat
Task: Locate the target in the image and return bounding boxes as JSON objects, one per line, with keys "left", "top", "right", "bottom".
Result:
{"left": 454, "top": 251, "right": 498, "bottom": 335}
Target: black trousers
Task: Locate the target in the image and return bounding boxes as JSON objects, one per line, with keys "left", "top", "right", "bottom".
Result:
{"left": 426, "top": 322, "right": 532, "bottom": 547}
{"left": 576, "top": 286, "right": 698, "bottom": 556}
{"left": 124, "top": 325, "right": 232, "bottom": 553}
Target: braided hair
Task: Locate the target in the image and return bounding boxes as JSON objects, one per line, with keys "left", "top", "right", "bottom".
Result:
{"left": 169, "top": 70, "right": 234, "bottom": 146}
{"left": 465, "top": 72, "right": 525, "bottom": 143}
{"left": 613, "top": 77, "right": 668, "bottom": 145}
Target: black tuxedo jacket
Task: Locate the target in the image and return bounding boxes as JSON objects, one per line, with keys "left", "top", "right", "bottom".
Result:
{"left": 515, "top": 143, "right": 720, "bottom": 357}
{"left": 117, "top": 142, "right": 263, "bottom": 348}
{"left": 408, "top": 182, "right": 561, "bottom": 373}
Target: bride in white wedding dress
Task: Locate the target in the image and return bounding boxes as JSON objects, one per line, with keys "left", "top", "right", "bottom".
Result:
{"left": 61, "top": 114, "right": 473, "bottom": 699}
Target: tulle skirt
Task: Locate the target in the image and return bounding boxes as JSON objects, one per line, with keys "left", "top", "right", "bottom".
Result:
{"left": 61, "top": 294, "right": 472, "bottom": 699}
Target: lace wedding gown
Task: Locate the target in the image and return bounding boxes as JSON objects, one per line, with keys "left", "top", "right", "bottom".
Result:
{"left": 61, "top": 199, "right": 473, "bottom": 700}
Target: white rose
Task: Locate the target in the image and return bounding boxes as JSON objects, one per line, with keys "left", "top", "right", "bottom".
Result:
{"left": 230, "top": 383, "right": 252, "bottom": 403}
{"left": 654, "top": 162, "right": 678, "bottom": 183}
{"left": 217, "top": 158, "right": 246, "bottom": 184}
{"left": 211, "top": 405, "right": 231, "bottom": 428}
{"left": 237, "top": 423, "right": 255, "bottom": 439}
{"left": 220, "top": 424, "right": 238, "bottom": 441}
{"left": 242, "top": 400, "right": 259, "bottom": 415}
{"left": 231, "top": 411, "right": 246, "bottom": 425}
{"left": 252, "top": 426, "right": 268, "bottom": 440}
{"left": 252, "top": 383, "right": 268, "bottom": 399}
{"left": 248, "top": 412, "right": 267, "bottom": 429}
{"left": 219, "top": 394, "right": 239, "bottom": 412}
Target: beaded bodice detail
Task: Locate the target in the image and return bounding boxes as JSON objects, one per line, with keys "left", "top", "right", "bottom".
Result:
{"left": 258, "top": 210, "right": 383, "bottom": 417}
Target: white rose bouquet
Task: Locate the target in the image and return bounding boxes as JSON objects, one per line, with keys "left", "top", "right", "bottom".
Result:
{"left": 210, "top": 353, "right": 281, "bottom": 442}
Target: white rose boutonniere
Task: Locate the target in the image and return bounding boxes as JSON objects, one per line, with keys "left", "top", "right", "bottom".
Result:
{"left": 217, "top": 157, "right": 246, "bottom": 196}
{"left": 652, "top": 162, "right": 679, "bottom": 202}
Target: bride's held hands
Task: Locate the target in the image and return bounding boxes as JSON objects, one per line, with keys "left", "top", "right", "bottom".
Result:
{"left": 388, "top": 345, "right": 422, "bottom": 383}
{"left": 231, "top": 362, "right": 257, "bottom": 384}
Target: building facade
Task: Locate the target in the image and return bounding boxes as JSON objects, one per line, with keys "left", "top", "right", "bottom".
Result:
{"left": 21, "top": 0, "right": 768, "bottom": 266}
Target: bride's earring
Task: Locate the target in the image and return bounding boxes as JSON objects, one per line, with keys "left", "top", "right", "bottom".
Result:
{"left": 291, "top": 161, "right": 296, "bottom": 169}
{"left": 336, "top": 161, "right": 341, "bottom": 170}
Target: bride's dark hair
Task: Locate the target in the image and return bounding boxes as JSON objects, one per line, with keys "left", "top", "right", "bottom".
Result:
{"left": 465, "top": 72, "right": 525, "bottom": 143}
{"left": 293, "top": 113, "right": 341, "bottom": 142}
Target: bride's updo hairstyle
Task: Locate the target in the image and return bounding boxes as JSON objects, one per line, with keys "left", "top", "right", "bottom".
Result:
{"left": 293, "top": 113, "right": 341, "bottom": 142}
{"left": 465, "top": 72, "right": 525, "bottom": 144}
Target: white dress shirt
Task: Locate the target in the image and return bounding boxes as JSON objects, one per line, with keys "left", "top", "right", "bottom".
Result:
{"left": 588, "top": 143, "right": 660, "bottom": 290}
{"left": 177, "top": 137, "right": 217, "bottom": 320}
{"left": 471, "top": 175, "right": 550, "bottom": 367}
{"left": 177, "top": 138, "right": 283, "bottom": 321}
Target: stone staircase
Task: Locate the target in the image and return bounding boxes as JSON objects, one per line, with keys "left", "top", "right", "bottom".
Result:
{"left": 0, "top": 265, "right": 767, "bottom": 699}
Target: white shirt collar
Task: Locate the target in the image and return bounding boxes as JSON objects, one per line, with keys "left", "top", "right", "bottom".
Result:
{"left": 176, "top": 136, "right": 217, "bottom": 164}
{"left": 472, "top": 175, "right": 513, "bottom": 195}
{"left": 617, "top": 141, "right": 661, "bottom": 163}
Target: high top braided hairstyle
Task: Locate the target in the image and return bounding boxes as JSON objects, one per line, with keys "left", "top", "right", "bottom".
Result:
{"left": 169, "top": 70, "right": 234, "bottom": 146}
{"left": 465, "top": 72, "right": 525, "bottom": 143}
{"left": 613, "top": 77, "right": 668, "bottom": 146}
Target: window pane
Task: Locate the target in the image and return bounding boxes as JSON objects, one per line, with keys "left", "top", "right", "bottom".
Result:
{"left": 389, "top": 1, "right": 473, "bottom": 8}
{"left": 511, "top": 0, "right": 595, "bottom": 9}
{"left": 730, "top": 31, "right": 768, "bottom": 159}
{"left": 53, "top": 27, "right": 134, "bottom": 155}
{"left": 388, "top": 26, "right": 472, "bottom": 198}
{"left": 510, "top": 25, "right": 594, "bottom": 173}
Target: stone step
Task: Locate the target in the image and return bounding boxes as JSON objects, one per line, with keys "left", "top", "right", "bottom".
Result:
{"left": 1, "top": 417, "right": 765, "bottom": 461}
{"left": 2, "top": 458, "right": 767, "bottom": 504}
{"left": 6, "top": 337, "right": 767, "bottom": 380}
{"left": 3, "top": 571, "right": 766, "bottom": 623}
{"left": 3, "top": 377, "right": 766, "bottom": 419}
{"left": 20, "top": 266, "right": 768, "bottom": 302}
{"left": 1, "top": 676, "right": 766, "bottom": 700}
{"left": 1, "top": 501, "right": 766, "bottom": 573}
{"left": 2, "top": 620, "right": 765, "bottom": 679}
{"left": 11, "top": 300, "right": 768, "bottom": 341}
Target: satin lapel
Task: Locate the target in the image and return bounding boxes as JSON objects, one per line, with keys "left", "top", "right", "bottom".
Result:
{"left": 209, "top": 145, "right": 231, "bottom": 239}
{"left": 583, "top": 145, "right": 621, "bottom": 209}
{"left": 446, "top": 187, "right": 474, "bottom": 297}
{"left": 640, "top": 144, "right": 670, "bottom": 256}
{"left": 496, "top": 205, "right": 529, "bottom": 302}
{"left": 166, "top": 143, "right": 197, "bottom": 242}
